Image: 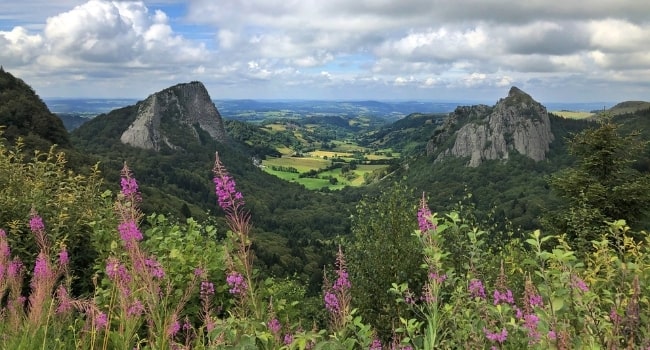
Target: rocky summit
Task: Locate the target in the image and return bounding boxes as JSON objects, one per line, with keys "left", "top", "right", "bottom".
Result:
{"left": 120, "top": 81, "right": 227, "bottom": 151}
{"left": 427, "top": 86, "right": 554, "bottom": 167}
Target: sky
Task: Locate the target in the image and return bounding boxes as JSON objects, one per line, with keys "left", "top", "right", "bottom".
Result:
{"left": 1, "top": 0, "right": 649, "bottom": 103}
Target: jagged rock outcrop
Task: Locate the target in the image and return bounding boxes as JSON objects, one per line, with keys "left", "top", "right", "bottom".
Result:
{"left": 427, "top": 87, "right": 554, "bottom": 167}
{"left": 120, "top": 81, "right": 227, "bottom": 150}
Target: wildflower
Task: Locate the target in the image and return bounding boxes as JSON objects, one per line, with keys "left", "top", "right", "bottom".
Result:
{"left": 570, "top": 275, "right": 589, "bottom": 293}
{"left": 226, "top": 271, "right": 247, "bottom": 296}
{"left": 200, "top": 281, "right": 215, "bottom": 296}
{"left": 106, "top": 258, "right": 130, "bottom": 283}
{"left": 144, "top": 257, "right": 165, "bottom": 279}
{"left": 417, "top": 193, "right": 436, "bottom": 233}
{"left": 213, "top": 152, "right": 244, "bottom": 211}
{"left": 483, "top": 327, "right": 508, "bottom": 344}
{"left": 428, "top": 271, "right": 447, "bottom": 284}
{"left": 118, "top": 220, "right": 143, "bottom": 244}
{"left": 493, "top": 289, "right": 514, "bottom": 305}
{"left": 369, "top": 339, "right": 383, "bottom": 350}
{"left": 324, "top": 292, "right": 339, "bottom": 312}
{"left": 548, "top": 330, "right": 557, "bottom": 340}
{"left": 267, "top": 318, "right": 281, "bottom": 334}
{"left": 468, "top": 279, "right": 486, "bottom": 299}
{"left": 120, "top": 176, "right": 139, "bottom": 197}
{"left": 194, "top": 267, "right": 204, "bottom": 277}
{"left": 58, "top": 246, "right": 69, "bottom": 266}
{"left": 55, "top": 285, "right": 72, "bottom": 314}
{"left": 522, "top": 313, "right": 541, "bottom": 344}
{"left": 333, "top": 265, "right": 351, "bottom": 291}
{"left": 167, "top": 317, "right": 180, "bottom": 337}
{"left": 127, "top": 300, "right": 144, "bottom": 317}
{"left": 95, "top": 312, "right": 108, "bottom": 329}
{"left": 283, "top": 333, "right": 293, "bottom": 345}
{"left": 29, "top": 215, "right": 45, "bottom": 233}
{"left": 8, "top": 259, "right": 22, "bottom": 277}
{"left": 33, "top": 252, "right": 50, "bottom": 279}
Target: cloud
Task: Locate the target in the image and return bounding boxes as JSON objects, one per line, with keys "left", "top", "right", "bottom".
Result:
{"left": 2, "top": 0, "right": 650, "bottom": 101}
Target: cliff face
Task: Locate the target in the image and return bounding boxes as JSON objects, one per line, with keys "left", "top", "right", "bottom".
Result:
{"left": 427, "top": 87, "right": 554, "bottom": 167}
{"left": 120, "top": 81, "right": 227, "bottom": 150}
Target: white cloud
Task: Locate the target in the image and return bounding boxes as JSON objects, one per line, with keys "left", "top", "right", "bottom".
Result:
{"left": 0, "top": 27, "right": 43, "bottom": 65}
{"left": 2, "top": 0, "right": 650, "bottom": 100}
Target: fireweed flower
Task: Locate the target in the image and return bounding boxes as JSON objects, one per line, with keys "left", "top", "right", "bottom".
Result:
{"left": 429, "top": 271, "right": 447, "bottom": 284}
{"left": 167, "top": 317, "right": 180, "bottom": 337}
{"left": 55, "top": 285, "right": 73, "bottom": 314}
{"left": 484, "top": 327, "right": 508, "bottom": 344}
{"left": 29, "top": 215, "right": 45, "bottom": 233}
{"left": 213, "top": 152, "right": 245, "bottom": 212}
{"left": 127, "top": 300, "right": 145, "bottom": 317}
{"left": 417, "top": 193, "right": 436, "bottom": 233}
{"left": 226, "top": 271, "right": 247, "bottom": 296}
{"left": 8, "top": 259, "right": 22, "bottom": 277}
{"left": 144, "top": 257, "right": 165, "bottom": 279}
{"left": 33, "top": 252, "right": 51, "bottom": 279}
{"left": 200, "top": 281, "right": 215, "bottom": 297}
{"left": 118, "top": 220, "right": 143, "bottom": 244}
{"left": 120, "top": 176, "right": 139, "bottom": 197}
{"left": 324, "top": 292, "right": 339, "bottom": 312}
{"left": 267, "top": 318, "right": 281, "bottom": 334}
{"left": 370, "top": 339, "right": 383, "bottom": 350}
{"left": 469, "top": 279, "right": 486, "bottom": 299}
{"left": 58, "top": 246, "right": 69, "bottom": 266}
{"left": 95, "top": 312, "right": 108, "bottom": 329}
{"left": 283, "top": 333, "right": 293, "bottom": 345}
{"left": 570, "top": 275, "right": 589, "bottom": 293}
{"left": 493, "top": 289, "right": 514, "bottom": 305}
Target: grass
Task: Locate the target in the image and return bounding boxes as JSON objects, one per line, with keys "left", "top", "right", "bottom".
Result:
{"left": 551, "top": 110, "right": 594, "bottom": 119}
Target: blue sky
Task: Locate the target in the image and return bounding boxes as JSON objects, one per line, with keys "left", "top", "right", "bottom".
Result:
{"left": 1, "top": 0, "right": 649, "bottom": 103}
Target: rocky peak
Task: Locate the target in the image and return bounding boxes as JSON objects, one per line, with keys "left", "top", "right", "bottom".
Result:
{"left": 120, "top": 81, "right": 227, "bottom": 151}
{"left": 427, "top": 86, "right": 554, "bottom": 167}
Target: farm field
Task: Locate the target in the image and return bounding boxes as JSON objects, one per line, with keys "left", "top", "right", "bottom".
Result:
{"left": 551, "top": 110, "right": 594, "bottom": 119}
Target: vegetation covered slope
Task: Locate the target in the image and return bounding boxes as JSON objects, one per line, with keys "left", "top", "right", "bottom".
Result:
{"left": 0, "top": 67, "right": 70, "bottom": 151}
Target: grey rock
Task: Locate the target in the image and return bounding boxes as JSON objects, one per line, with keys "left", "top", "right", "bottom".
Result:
{"left": 428, "top": 87, "right": 554, "bottom": 167}
{"left": 120, "top": 81, "right": 227, "bottom": 151}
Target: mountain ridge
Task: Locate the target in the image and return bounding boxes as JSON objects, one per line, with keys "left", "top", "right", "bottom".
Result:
{"left": 427, "top": 86, "right": 554, "bottom": 167}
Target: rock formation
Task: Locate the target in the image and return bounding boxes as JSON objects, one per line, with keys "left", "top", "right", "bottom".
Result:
{"left": 120, "top": 81, "right": 227, "bottom": 150}
{"left": 427, "top": 87, "right": 554, "bottom": 167}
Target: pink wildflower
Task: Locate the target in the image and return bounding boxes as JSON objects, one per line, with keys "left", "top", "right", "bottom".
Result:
{"left": 118, "top": 220, "right": 143, "bottom": 243}
{"left": 58, "top": 246, "right": 69, "bottom": 266}
{"left": 226, "top": 271, "right": 247, "bottom": 295}
{"left": 167, "top": 318, "right": 180, "bottom": 337}
{"left": 469, "top": 279, "right": 486, "bottom": 299}
{"left": 484, "top": 327, "right": 508, "bottom": 343}
{"left": 324, "top": 291, "right": 339, "bottom": 312}
{"left": 429, "top": 271, "right": 447, "bottom": 284}
{"left": 144, "top": 257, "right": 165, "bottom": 279}
{"left": 571, "top": 275, "right": 589, "bottom": 293}
{"left": 200, "top": 281, "right": 215, "bottom": 296}
{"left": 8, "top": 259, "right": 22, "bottom": 277}
{"left": 493, "top": 289, "right": 514, "bottom": 305}
{"left": 267, "top": 318, "right": 281, "bottom": 334}
{"left": 127, "top": 300, "right": 144, "bottom": 317}
{"left": 29, "top": 215, "right": 45, "bottom": 233}
{"left": 417, "top": 193, "right": 436, "bottom": 233}
{"left": 120, "top": 177, "right": 139, "bottom": 197}
{"left": 95, "top": 312, "right": 108, "bottom": 329}
{"left": 55, "top": 285, "right": 73, "bottom": 314}
{"left": 283, "top": 333, "right": 293, "bottom": 345}
{"left": 33, "top": 252, "right": 50, "bottom": 279}
{"left": 369, "top": 339, "right": 383, "bottom": 350}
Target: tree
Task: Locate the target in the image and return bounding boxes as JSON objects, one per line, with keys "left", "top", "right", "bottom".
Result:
{"left": 345, "top": 183, "right": 424, "bottom": 340}
{"left": 547, "top": 117, "right": 650, "bottom": 252}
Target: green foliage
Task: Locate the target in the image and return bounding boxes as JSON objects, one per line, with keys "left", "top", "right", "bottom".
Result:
{"left": 0, "top": 70, "right": 70, "bottom": 151}
{"left": 547, "top": 117, "right": 650, "bottom": 252}
{"left": 346, "top": 183, "right": 424, "bottom": 339}
{"left": 0, "top": 135, "right": 112, "bottom": 295}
